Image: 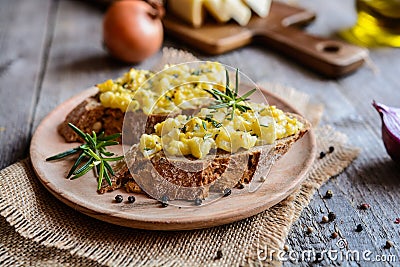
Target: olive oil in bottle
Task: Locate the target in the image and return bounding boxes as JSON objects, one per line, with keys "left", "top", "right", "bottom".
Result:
{"left": 341, "top": 0, "right": 400, "bottom": 47}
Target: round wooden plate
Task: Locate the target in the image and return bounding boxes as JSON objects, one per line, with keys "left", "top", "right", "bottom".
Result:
{"left": 30, "top": 87, "right": 316, "bottom": 230}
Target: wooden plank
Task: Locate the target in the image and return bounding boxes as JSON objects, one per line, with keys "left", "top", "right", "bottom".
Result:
{"left": 0, "top": 0, "right": 53, "bottom": 169}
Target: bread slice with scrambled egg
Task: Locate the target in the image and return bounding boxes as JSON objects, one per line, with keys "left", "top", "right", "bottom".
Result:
{"left": 57, "top": 63, "right": 310, "bottom": 200}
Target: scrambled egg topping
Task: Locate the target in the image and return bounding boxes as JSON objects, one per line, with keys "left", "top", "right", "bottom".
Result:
{"left": 140, "top": 104, "right": 303, "bottom": 159}
{"left": 96, "top": 62, "right": 303, "bottom": 159}
{"left": 97, "top": 62, "right": 226, "bottom": 114}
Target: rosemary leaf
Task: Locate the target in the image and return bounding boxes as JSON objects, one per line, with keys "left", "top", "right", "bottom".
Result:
{"left": 97, "top": 133, "right": 121, "bottom": 141}
{"left": 103, "top": 155, "right": 125, "bottom": 162}
{"left": 66, "top": 151, "right": 85, "bottom": 178}
{"left": 225, "top": 68, "right": 230, "bottom": 92}
{"left": 98, "top": 161, "right": 104, "bottom": 190}
{"left": 104, "top": 168, "right": 112, "bottom": 186}
{"left": 46, "top": 147, "right": 80, "bottom": 161}
{"left": 204, "top": 89, "right": 219, "bottom": 100}
{"left": 211, "top": 88, "right": 232, "bottom": 101}
{"left": 104, "top": 161, "right": 115, "bottom": 176}
{"left": 85, "top": 148, "right": 101, "bottom": 161}
{"left": 97, "top": 141, "right": 119, "bottom": 148}
{"left": 97, "top": 131, "right": 105, "bottom": 140}
{"left": 92, "top": 131, "right": 97, "bottom": 143}
{"left": 230, "top": 104, "right": 236, "bottom": 121}
{"left": 73, "top": 158, "right": 94, "bottom": 176}
{"left": 237, "top": 88, "right": 256, "bottom": 102}
{"left": 85, "top": 133, "right": 97, "bottom": 149}
{"left": 100, "top": 150, "right": 115, "bottom": 157}
{"left": 79, "top": 144, "right": 89, "bottom": 150}
{"left": 235, "top": 68, "right": 239, "bottom": 96}
{"left": 71, "top": 163, "right": 94, "bottom": 179}
{"left": 68, "top": 123, "right": 87, "bottom": 140}
{"left": 209, "top": 103, "right": 229, "bottom": 109}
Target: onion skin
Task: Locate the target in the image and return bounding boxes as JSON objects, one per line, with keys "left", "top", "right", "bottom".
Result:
{"left": 373, "top": 101, "right": 400, "bottom": 164}
{"left": 103, "top": 0, "right": 164, "bottom": 63}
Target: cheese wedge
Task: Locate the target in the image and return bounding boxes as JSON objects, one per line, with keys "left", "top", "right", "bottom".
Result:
{"left": 204, "top": 0, "right": 230, "bottom": 23}
{"left": 168, "top": 0, "right": 205, "bottom": 28}
{"left": 225, "top": 0, "right": 252, "bottom": 26}
{"left": 243, "top": 0, "right": 272, "bottom": 18}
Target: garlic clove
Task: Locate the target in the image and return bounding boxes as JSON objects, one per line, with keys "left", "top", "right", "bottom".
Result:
{"left": 373, "top": 101, "right": 400, "bottom": 164}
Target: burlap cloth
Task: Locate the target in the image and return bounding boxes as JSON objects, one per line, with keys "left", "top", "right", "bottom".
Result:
{"left": 0, "top": 49, "right": 359, "bottom": 266}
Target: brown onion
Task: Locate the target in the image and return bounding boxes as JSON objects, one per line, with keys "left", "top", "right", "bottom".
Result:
{"left": 103, "top": 0, "right": 164, "bottom": 63}
{"left": 373, "top": 101, "right": 400, "bottom": 164}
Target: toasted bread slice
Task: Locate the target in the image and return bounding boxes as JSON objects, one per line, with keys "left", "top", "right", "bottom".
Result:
{"left": 99, "top": 113, "right": 310, "bottom": 200}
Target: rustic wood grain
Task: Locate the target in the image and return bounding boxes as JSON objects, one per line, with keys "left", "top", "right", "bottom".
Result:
{"left": 1, "top": 0, "right": 399, "bottom": 265}
{"left": 0, "top": 0, "right": 53, "bottom": 169}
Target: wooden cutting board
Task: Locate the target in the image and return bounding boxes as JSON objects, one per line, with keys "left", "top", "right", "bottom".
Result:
{"left": 163, "top": 2, "right": 368, "bottom": 78}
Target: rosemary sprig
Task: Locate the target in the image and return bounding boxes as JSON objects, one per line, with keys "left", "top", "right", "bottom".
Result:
{"left": 205, "top": 68, "right": 256, "bottom": 120}
{"left": 46, "top": 123, "right": 123, "bottom": 190}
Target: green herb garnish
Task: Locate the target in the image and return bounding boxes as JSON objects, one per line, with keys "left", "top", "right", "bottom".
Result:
{"left": 205, "top": 69, "right": 256, "bottom": 120}
{"left": 205, "top": 116, "right": 222, "bottom": 128}
{"left": 202, "top": 121, "right": 207, "bottom": 130}
{"left": 203, "top": 133, "right": 213, "bottom": 140}
{"left": 191, "top": 70, "right": 201, "bottom": 76}
{"left": 206, "top": 119, "right": 222, "bottom": 128}
{"left": 46, "top": 123, "right": 123, "bottom": 190}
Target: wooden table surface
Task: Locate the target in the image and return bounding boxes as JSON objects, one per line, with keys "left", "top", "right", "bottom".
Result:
{"left": 1, "top": 0, "right": 399, "bottom": 265}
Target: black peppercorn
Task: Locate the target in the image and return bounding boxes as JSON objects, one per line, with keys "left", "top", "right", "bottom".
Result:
{"left": 223, "top": 188, "right": 231, "bottom": 197}
{"left": 214, "top": 250, "right": 223, "bottom": 260}
{"left": 384, "top": 240, "right": 394, "bottom": 249}
{"left": 359, "top": 203, "right": 370, "bottom": 210}
{"left": 324, "top": 190, "right": 333, "bottom": 199}
{"left": 128, "top": 195, "right": 135, "bottom": 203}
{"left": 329, "top": 146, "right": 335, "bottom": 153}
{"left": 115, "top": 195, "right": 123, "bottom": 203}
{"left": 356, "top": 224, "right": 363, "bottom": 232}
{"left": 328, "top": 212, "right": 336, "bottom": 222}
{"left": 161, "top": 195, "right": 169, "bottom": 207}
{"left": 319, "top": 151, "right": 326, "bottom": 159}
{"left": 194, "top": 198, "right": 202, "bottom": 206}
{"left": 237, "top": 183, "right": 245, "bottom": 189}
